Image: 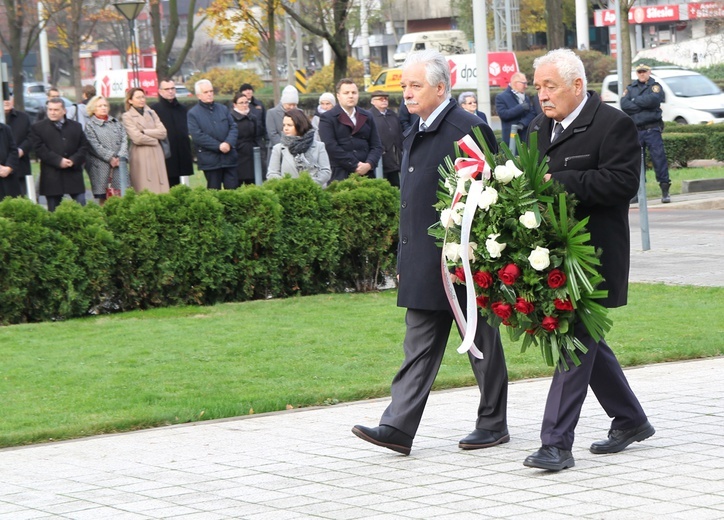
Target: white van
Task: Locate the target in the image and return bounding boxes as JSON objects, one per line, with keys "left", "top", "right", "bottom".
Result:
{"left": 393, "top": 30, "right": 468, "bottom": 66}
{"left": 601, "top": 67, "right": 724, "bottom": 125}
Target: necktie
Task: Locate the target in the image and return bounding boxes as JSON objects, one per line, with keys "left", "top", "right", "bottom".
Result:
{"left": 551, "top": 122, "right": 563, "bottom": 143}
{"left": 420, "top": 122, "right": 428, "bottom": 133}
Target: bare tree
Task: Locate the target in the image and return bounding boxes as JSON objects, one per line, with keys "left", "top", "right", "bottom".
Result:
{"left": 148, "top": 0, "right": 207, "bottom": 80}
{"left": 186, "top": 40, "right": 223, "bottom": 72}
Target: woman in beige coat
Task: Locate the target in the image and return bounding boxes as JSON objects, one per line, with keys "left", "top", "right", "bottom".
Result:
{"left": 121, "top": 87, "right": 169, "bottom": 194}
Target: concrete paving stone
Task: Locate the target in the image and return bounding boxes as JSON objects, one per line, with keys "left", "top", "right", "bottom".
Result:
{"left": 0, "top": 513, "right": 61, "bottom": 520}
{"left": 170, "top": 513, "right": 228, "bottom": 520}
{"left": 64, "top": 507, "right": 149, "bottom": 519}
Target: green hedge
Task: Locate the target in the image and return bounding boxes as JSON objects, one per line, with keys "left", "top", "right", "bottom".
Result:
{"left": 0, "top": 179, "right": 399, "bottom": 325}
{"left": 661, "top": 133, "right": 709, "bottom": 168}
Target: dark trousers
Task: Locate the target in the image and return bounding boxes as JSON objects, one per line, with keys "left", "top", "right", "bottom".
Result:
{"left": 540, "top": 321, "right": 648, "bottom": 450}
{"left": 46, "top": 193, "right": 86, "bottom": 212}
{"left": 204, "top": 167, "right": 239, "bottom": 190}
{"left": 385, "top": 170, "right": 400, "bottom": 188}
{"left": 638, "top": 127, "right": 670, "bottom": 184}
{"left": 168, "top": 176, "right": 182, "bottom": 188}
{"left": 380, "top": 307, "right": 508, "bottom": 438}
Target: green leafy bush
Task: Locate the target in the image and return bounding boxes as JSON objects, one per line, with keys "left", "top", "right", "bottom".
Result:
{"left": 327, "top": 176, "right": 399, "bottom": 291}
{"left": 661, "top": 133, "right": 710, "bottom": 167}
{"left": 264, "top": 174, "right": 340, "bottom": 296}
{"left": 186, "top": 68, "right": 264, "bottom": 95}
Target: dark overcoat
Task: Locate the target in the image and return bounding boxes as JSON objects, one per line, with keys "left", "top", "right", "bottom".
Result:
{"left": 231, "top": 110, "right": 262, "bottom": 182}
{"left": 6, "top": 109, "right": 32, "bottom": 177}
{"left": 0, "top": 122, "right": 21, "bottom": 199}
{"left": 529, "top": 91, "right": 639, "bottom": 308}
{"left": 30, "top": 117, "right": 88, "bottom": 197}
{"left": 397, "top": 100, "right": 497, "bottom": 311}
{"left": 187, "top": 102, "right": 238, "bottom": 172}
{"left": 370, "top": 108, "right": 403, "bottom": 175}
{"left": 150, "top": 97, "right": 195, "bottom": 178}
{"left": 495, "top": 86, "right": 538, "bottom": 143}
{"left": 318, "top": 104, "right": 383, "bottom": 182}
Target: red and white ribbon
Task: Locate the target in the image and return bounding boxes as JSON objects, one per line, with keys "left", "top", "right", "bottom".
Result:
{"left": 454, "top": 135, "right": 492, "bottom": 182}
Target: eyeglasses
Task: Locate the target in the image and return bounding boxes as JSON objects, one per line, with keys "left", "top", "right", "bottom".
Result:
{"left": 465, "top": 100, "right": 477, "bottom": 105}
{"left": 160, "top": 87, "right": 176, "bottom": 91}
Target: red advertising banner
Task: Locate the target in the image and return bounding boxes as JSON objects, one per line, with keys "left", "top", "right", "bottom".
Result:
{"left": 687, "top": 2, "right": 724, "bottom": 19}
{"left": 594, "top": 4, "right": 681, "bottom": 26}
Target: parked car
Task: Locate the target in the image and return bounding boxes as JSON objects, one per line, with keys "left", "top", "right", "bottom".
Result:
{"left": 21, "top": 82, "right": 50, "bottom": 96}
{"left": 23, "top": 95, "right": 74, "bottom": 120}
{"left": 601, "top": 67, "right": 724, "bottom": 125}
{"left": 174, "top": 85, "right": 193, "bottom": 97}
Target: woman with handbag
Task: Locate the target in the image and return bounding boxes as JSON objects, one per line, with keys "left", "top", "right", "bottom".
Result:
{"left": 84, "top": 96, "right": 129, "bottom": 204}
{"left": 121, "top": 87, "right": 170, "bottom": 194}
{"left": 267, "top": 109, "right": 331, "bottom": 187}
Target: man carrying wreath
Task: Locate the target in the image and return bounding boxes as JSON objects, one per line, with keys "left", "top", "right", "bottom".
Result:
{"left": 524, "top": 49, "right": 655, "bottom": 471}
{"left": 352, "top": 50, "right": 509, "bottom": 455}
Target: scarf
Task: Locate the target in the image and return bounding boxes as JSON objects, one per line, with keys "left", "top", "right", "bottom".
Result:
{"left": 282, "top": 129, "right": 315, "bottom": 156}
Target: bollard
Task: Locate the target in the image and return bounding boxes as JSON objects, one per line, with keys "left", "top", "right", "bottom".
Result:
{"left": 119, "top": 157, "right": 129, "bottom": 196}
{"left": 638, "top": 148, "right": 651, "bottom": 251}
{"left": 25, "top": 175, "right": 38, "bottom": 204}
{"left": 253, "top": 146, "right": 262, "bottom": 185}
{"left": 180, "top": 176, "right": 190, "bottom": 186}
{"left": 375, "top": 160, "right": 383, "bottom": 180}
{"left": 508, "top": 124, "right": 522, "bottom": 155}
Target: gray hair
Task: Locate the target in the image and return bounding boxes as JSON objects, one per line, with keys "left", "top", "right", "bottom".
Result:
{"left": 194, "top": 79, "right": 213, "bottom": 95}
{"left": 402, "top": 50, "right": 451, "bottom": 96}
{"left": 533, "top": 48, "right": 587, "bottom": 92}
{"left": 457, "top": 91, "right": 476, "bottom": 105}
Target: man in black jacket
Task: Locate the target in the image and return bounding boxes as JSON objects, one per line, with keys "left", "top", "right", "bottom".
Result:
{"left": 151, "top": 79, "right": 195, "bottom": 187}
{"left": 523, "top": 48, "right": 654, "bottom": 472}
{"left": 368, "top": 90, "right": 402, "bottom": 187}
{"left": 620, "top": 64, "right": 671, "bottom": 203}
{"left": 318, "top": 79, "right": 383, "bottom": 183}
{"left": 30, "top": 98, "right": 89, "bottom": 211}
{"left": 0, "top": 120, "right": 20, "bottom": 201}
{"left": 4, "top": 93, "right": 32, "bottom": 196}
{"left": 352, "top": 50, "right": 508, "bottom": 456}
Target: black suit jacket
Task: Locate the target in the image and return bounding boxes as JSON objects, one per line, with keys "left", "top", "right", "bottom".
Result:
{"left": 318, "top": 104, "right": 383, "bottom": 182}
{"left": 529, "top": 91, "right": 639, "bottom": 308}
{"left": 6, "top": 109, "right": 32, "bottom": 176}
{"left": 397, "top": 99, "right": 497, "bottom": 311}
{"left": 31, "top": 117, "right": 89, "bottom": 196}
{"left": 150, "top": 97, "right": 195, "bottom": 177}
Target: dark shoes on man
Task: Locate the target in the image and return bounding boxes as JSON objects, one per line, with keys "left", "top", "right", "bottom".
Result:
{"left": 351, "top": 425, "right": 413, "bottom": 455}
{"left": 352, "top": 425, "right": 510, "bottom": 455}
{"left": 524, "top": 446, "right": 575, "bottom": 471}
{"left": 458, "top": 428, "right": 510, "bottom": 450}
{"left": 589, "top": 420, "right": 655, "bottom": 454}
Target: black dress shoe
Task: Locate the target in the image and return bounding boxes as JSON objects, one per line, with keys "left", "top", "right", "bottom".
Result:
{"left": 352, "top": 424, "right": 413, "bottom": 455}
{"left": 523, "top": 445, "right": 575, "bottom": 471}
{"left": 590, "top": 420, "right": 655, "bottom": 454}
{"left": 458, "top": 428, "right": 510, "bottom": 450}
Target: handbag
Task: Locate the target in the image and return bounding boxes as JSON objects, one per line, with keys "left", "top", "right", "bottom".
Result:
{"left": 160, "top": 137, "right": 172, "bottom": 159}
{"left": 106, "top": 168, "right": 121, "bottom": 199}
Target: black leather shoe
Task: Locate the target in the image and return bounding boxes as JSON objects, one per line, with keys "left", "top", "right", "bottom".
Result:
{"left": 590, "top": 420, "right": 655, "bottom": 454}
{"left": 523, "top": 445, "right": 575, "bottom": 471}
{"left": 458, "top": 428, "right": 510, "bottom": 450}
{"left": 352, "top": 424, "right": 413, "bottom": 455}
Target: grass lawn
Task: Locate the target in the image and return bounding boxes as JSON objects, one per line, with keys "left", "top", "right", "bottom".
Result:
{"left": 643, "top": 165, "right": 724, "bottom": 199}
{"left": 1, "top": 284, "right": 722, "bottom": 448}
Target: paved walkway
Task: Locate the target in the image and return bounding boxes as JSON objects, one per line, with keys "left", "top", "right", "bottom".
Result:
{"left": 2, "top": 195, "right": 723, "bottom": 520}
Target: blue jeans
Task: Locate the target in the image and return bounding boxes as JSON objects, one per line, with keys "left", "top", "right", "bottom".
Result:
{"left": 638, "top": 127, "right": 670, "bottom": 184}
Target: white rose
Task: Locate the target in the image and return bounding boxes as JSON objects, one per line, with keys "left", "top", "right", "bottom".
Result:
{"left": 444, "top": 178, "right": 455, "bottom": 195}
{"left": 519, "top": 211, "right": 540, "bottom": 229}
{"left": 443, "top": 242, "right": 461, "bottom": 262}
{"left": 463, "top": 242, "right": 477, "bottom": 263}
{"left": 485, "top": 233, "right": 507, "bottom": 259}
{"left": 477, "top": 186, "right": 498, "bottom": 211}
{"left": 528, "top": 246, "right": 551, "bottom": 271}
{"left": 440, "top": 208, "right": 456, "bottom": 229}
{"left": 505, "top": 159, "right": 524, "bottom": 178}
{"left": 493, "top": 164, "right": 516, "bottom": 184}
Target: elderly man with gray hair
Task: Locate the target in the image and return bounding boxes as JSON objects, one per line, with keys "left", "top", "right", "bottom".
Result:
{"left": 352, "top": 50, "right": 508, "bottom": 456}
{"left": 187, "top": 79, "right": 239, "bottom": 189}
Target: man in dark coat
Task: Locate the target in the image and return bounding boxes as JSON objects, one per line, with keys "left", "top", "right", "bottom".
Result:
{"left": 523, "top": 49, "right": 654, "bottom": 472}
{"left": 368, "top": 90, "right": 402, "bottom": 187}
{"left": 495, "top": 72, "right": 538, "bottom": 146}
{"left": 187, "top": 79, "right": 239, "bottom": 190}
{"left": 0, "top": 121, "right": 21, "bottom": 201}
{"left": 318, "top": 79, "right": 383, "bottom": 183}
{"left": 4, "top": 94, "right": 32, "bottom": 196}
{"left": 151, "top": 79, "right": 195, "bottom": 187}
{"left": 30, "top": 98, "right": 89, "bottom": 212}
{"left": 352, "top": 50, "right": 508, "bottom": 456}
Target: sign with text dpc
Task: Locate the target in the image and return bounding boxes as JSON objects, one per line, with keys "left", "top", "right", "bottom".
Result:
{"left": 97, "top": 69, "right": 159, "bottom": 98}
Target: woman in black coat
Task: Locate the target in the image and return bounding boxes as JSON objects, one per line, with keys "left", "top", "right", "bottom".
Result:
{"left": 230, "top": 92, "right": 262, "bottom": 185}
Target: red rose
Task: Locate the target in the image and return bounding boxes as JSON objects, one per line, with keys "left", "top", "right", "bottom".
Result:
{"left": 497, "top": 264, "right": 522, "bottom": 286}
{"left": 454, "top": 267, "right": 465, "bottom": 283}
{"left": 514, "top": 297, "right": 535, "bottom": 314}
{"left": 525, "top": 328, "right": 537, "bottom": 335}
{"left": 547, "top": 269, "right": 567, "bottom": 289}
{"left": 491, "top": 301, "right": 513, "bottom": 320}
{"left": 554, "top": 298, "right": 574, "bottom": 311}
{"left": 476, "top": 294, "right": 490, "bottom": 308}
{"left": 541, "top": 316, "right": 559, "bottom": 331}
{"left": 473, "top": 270, "right": 493, "bottom": 288}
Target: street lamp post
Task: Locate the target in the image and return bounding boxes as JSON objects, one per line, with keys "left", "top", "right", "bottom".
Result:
{"left": 114, "top": 0, "right": 146, "bottom": 89}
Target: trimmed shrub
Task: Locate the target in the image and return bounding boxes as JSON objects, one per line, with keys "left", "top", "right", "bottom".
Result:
{"left": 214, "top": 185, "right": 282, "bottom": 301}
{"left": 263, "top": 174, "right": 340, "bottom": 296}
{"left": 327, "top": 176, "right": 399, "bottom": 292}
{"left": 661, "top": 133, "right": 709, "bottom": 167}
{"left": 708, "top": 133, "right": 724, "bottom": 162}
